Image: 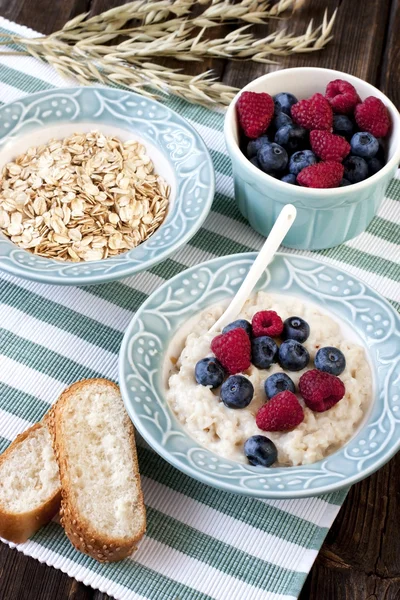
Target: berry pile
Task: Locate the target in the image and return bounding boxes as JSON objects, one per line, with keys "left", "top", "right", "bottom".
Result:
{"left": 237, "top": 80, "right": 391, "bottom": 188}
{"left": 194, "top": 310, "right": 348, "bottom": 467}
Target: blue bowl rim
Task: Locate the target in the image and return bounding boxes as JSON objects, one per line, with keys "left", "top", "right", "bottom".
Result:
{"left": 119, "top": 251, "right": 400, "bottom": 498}
{"left": 0, "top": 86, "right": 215, "bottom": 285}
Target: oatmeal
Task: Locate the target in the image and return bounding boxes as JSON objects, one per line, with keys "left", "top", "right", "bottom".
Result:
{"left": 0, "top": 131, "right": 170, "bottom": 261}
{"left": 166, "top": 292, "right": 372, "bottom": 466}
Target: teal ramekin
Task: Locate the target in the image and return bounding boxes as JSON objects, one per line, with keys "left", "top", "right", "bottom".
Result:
{"left": 224, "top": 67, "right": 400, "bottom": 250}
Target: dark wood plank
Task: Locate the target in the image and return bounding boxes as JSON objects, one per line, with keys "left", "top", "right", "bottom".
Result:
{"left": 223, "top": 0, "right": 393, "bottom": 88}
{"left": 299, "top": 451, "right": 400, "bottom": 599}
{"left": 0, "top": 0, "right": 92, "bottom": 36}
{"left": 0, "top": 543, "right": 93, "bottom": 600}
{"left": 380, "top": 0, "right": 400, "bottom": 108}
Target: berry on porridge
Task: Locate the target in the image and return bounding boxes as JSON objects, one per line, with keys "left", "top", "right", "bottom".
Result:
{"left": 244, "top": 435, "right": 277, "bottom": 467}
{"left": 221, "top": 375, "right": 254, "bottom": 409}
{"left": 278, "top": 339, "right": 310, "bottom": 371}
{"left": 282, "top": 316, "right": 310, "bottom": 343}
{"left": 264, "top": 373, "right": 296, "bottom": 399}
{"left": 251, "top": 336, "right": 278, "bottom": 369}
{"left": 299, "top": 369, "right": 345, "bottom": 412}
{"left": 222, "top": 318, "right": 252, "bottom": 337}
{"left": 195, "top": 357, "right": 225, "bottom": 389}
{"left": 256, "top": 391, "right": 304, "bottom": 432}
{"left": 314, "top": 346, "right": 346, "bottom": 376}
{"left": 166, "top": 292, "right": 372, "bottom": 467}
{"left": 237, "top": 79, "right": 391, "bottom": 187}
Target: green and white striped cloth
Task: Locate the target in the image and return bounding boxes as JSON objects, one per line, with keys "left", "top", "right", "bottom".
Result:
{"left": 0, "top": 16, "right": 399, "bottom": 600}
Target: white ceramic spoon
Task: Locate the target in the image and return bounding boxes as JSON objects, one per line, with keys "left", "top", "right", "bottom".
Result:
{"left": 209, "top": 204, "right": 297, "bottom": 333}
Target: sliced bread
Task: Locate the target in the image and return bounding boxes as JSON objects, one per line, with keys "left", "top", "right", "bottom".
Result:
{"left": 50, "top": 379, "right": 146, "bottom": 562}
{"left": 0, "top": 421, "right": 61, "bottom": 544}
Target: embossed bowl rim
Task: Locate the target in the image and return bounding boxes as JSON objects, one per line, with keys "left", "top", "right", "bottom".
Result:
{"left": 0, "top": 87, "right": 215, "bottom": 285}
{"left": 119, "top": 252, "right": 400, "bottom": 498}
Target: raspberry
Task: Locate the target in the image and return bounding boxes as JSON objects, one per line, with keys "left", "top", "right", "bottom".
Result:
{"left": 299, "top": 369, "right": 345, "bottom": 412}
{"left": 236, "top": 91, "right": 274, "bottom": 139}
{"left": 256, "top": 391, "right": 304, "bottom": 432}
{"left": 355, "top": 96, "right": 391, "bottom": 138}
{"left": 291, "top": 93, "right": 333, "bottom": 131}
{"left": 310, "top": 130, "right": 350, "bottom": 162}
{"left": 252, "top": 310, "right": 283, "bottom": 338}
{"left": 325, "top": 79, "right": 359, "bottom": 114}
{"left": 297, "top": 161, "right": 343, "bottom": 189}
{"left": 211, "top": 328, "right": 251, "bottom": 375}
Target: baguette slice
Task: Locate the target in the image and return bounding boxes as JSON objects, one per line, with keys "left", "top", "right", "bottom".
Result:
{"left": 0, "top": 421, "right": 61, "bottom": 543}
{"left": 50, "top": 379, "right": 146, "bottom": 562}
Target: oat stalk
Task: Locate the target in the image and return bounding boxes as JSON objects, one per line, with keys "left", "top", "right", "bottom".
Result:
{"left": 0, "top": 0, "right": 337, "bottom": 107}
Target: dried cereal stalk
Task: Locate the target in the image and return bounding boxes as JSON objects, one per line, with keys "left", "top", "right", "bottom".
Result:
{"left": 0, "top": 0, "right": 337, "bottom": 107}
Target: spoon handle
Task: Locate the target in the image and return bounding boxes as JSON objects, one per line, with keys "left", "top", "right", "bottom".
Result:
{"left": 210, "top": 204, "right": 297, "bottom": 333}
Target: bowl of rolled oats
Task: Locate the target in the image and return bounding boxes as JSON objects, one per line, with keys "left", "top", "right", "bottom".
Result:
{"left": 0, "top": 87, "right": 214, "bottom": 284}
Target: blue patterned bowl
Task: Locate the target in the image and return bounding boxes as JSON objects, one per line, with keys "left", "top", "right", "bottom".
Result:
{"left": 119, "top": 253, "right": 400, "bottom": 499}
{"left": 224, "top": 68, "right": 400, "bottom": 250}
{"left": 0, "top": 87, "right": 214, "bottom": 285}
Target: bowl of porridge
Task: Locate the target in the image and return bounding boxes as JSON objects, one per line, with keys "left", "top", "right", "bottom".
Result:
{"left": 0, "top": 87, "right": 214, "bottom": 285}
{"left": 119, "top": 253, "right": 400, "bottom": 498}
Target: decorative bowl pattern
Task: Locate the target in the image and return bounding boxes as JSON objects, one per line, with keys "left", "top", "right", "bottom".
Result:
{"left": 0, "top": 87, "right": 214, "bottom": 285}
{"left": 119, "top": 253, "right": 400, "bottom": 499}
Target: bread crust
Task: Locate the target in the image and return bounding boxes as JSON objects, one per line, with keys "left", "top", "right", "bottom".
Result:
{"left": 49, "top": 378, "right": 146, "bottom": 562}
{"left": 0, "top": 423, "right": 61, "bottom": 544}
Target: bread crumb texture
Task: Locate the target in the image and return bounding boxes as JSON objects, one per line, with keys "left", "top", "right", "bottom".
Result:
{"left": 0, "top": 425, "right": 59, "bottom": 513}
{"left": 60, "top": 382, "right": 143, "bottom": 540}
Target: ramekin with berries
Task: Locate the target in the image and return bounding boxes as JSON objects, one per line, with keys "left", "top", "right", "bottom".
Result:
{"left": 224, "top": 67, "right": 400, "bottom": 250}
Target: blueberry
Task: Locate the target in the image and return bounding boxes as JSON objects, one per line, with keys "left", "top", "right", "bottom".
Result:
{"left": 250, "top": 156, "right": 261, "bottom": 169}
{"left": 247, "top": 135, "right": 270, "bottom": 159}
{"left": 288, "top": 150, "right": 317, "bottom": 176}
{"left": 264, "top": 373, "right": 296, "bottom": 399}
{"left": 366, "top": 157, "right": 384, "bottom": 176}
{"left": 195, "top": 357, "right": 225, "bottom": 388}
{"left": 282, "top": 316, "right": 310, "bottom": 343}
{"left": 333, "top": 114, "right": 354, "bottom": 139}
{"left": 376, "top": 141, "right": 386, "bottom": 162}
{"left": 244, "top": 435, "right": 277, "bottom": 467}
{"left": 257, "top": 143, "right": 288, "bottom": 173}
{"left": 278, "top": 339, "right": 310, "bottom": 371}
{"left": 273, "top": 92, "right": 298, "bottom": 116}
{"left": 222, "top": 319, "right": 252, "bottom": 337}
{"left": 274, "top": 112, "right": 293, "bottom": 130}
{"left": 343, "top": 155, "right": 369, "bottom": 183}
{"left": 281, "top": 173, "right": 297, "bottom": 185}
{"left": 221, "top": 375, "right": 254, "bottom": 409}
{"left": 350, "top": 132, "right": 379, "bottom": 158}
{"left": 251, "top": 336, "right": 278, "bottom": 369}
{"left": 315, "top": 346, "right": 346, "bottom": 376}
{"left": 340, "top": 178, "right": 351, "bottom": 186}
{"left": 274, "top": 124, "right": 308, "bottom": 153}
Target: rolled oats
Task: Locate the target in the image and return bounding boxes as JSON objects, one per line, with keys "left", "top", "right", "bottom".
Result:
{"left": 0, "top": 131, "right": 170, "bottom": 262}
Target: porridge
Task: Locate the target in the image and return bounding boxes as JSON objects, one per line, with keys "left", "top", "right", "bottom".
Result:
{"left": 166, "top": 292, "right": 372, "bottom": 467}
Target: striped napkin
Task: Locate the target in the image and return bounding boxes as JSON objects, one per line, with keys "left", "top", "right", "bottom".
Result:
{"left": 0, "top": 16, "right": 399, "bottom": 600}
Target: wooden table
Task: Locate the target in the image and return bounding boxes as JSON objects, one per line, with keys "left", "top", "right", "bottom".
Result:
{"left": 0, "top": 0, "right": 399, "bottom": 598}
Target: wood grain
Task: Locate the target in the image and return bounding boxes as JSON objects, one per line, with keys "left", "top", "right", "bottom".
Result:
{"left": 222, "top": 0, "right": 393, "bottom": 89}
{"left": 380, "top": 0, "right": 400, "bottom": 109}
{"left": 0, "top": 0, "right": 91, "bottom": 35}
{"left": 0, "top": 1, "right": 399, "bottom": 599}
